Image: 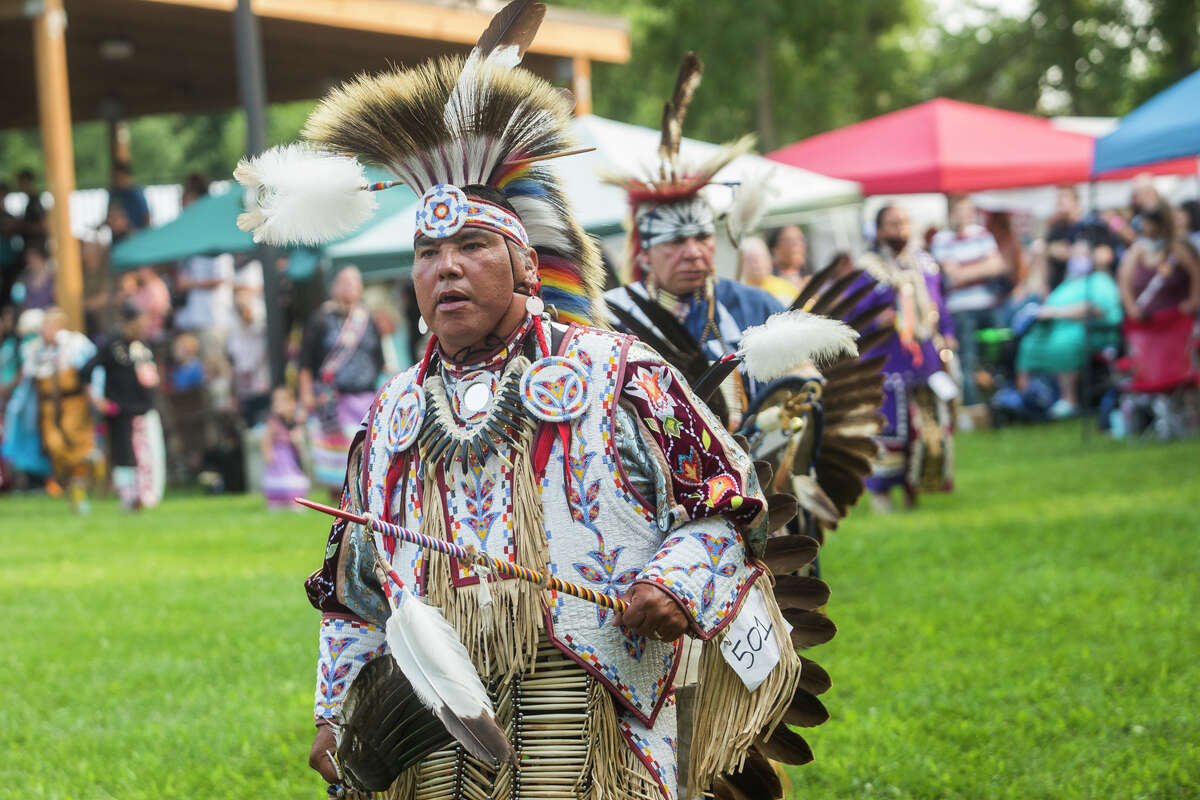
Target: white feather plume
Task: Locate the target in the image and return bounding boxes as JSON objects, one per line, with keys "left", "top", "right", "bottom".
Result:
{"left": 738, "top": 310, "right": 859, "bottom": 381}
{"left": 385, "top": 587, "right": 515, "bottom": 765}
{"left": 234, "top": 144, "right": 377, "bottom": 246}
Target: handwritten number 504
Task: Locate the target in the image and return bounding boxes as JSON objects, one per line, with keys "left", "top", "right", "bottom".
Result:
{"left": 729, "top": 615, "right": 774, "bottom": 668}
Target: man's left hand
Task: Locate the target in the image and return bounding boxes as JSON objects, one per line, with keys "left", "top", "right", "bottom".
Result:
{"left": 615, "top": 583, "right": 689, "bottom": 641}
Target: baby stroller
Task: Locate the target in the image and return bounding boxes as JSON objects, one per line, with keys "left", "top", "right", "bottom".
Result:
{"left": 1114, "top": 309, "right": 1199, "bottom": 439}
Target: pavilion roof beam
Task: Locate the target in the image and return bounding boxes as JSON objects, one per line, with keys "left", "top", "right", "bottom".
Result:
{"left": 137, "top": 0, "right": 631, "bottom": 62}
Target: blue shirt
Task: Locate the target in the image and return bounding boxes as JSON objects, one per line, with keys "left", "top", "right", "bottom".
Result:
{"left": 683, "top": 278, "right": 785, "bottom": 354}
{"left": 109, "top": 185, "right": 151, "bottom": 231}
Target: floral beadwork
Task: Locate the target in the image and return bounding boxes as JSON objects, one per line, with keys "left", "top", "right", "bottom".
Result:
{"left": 458, "top": 458, "right": 501, "bottom": 549}
{"left": 573, "top": 546, "right": 640, "bottom": 628}
{"left": 638, "top": 515, "right": 755, "bottom": 635}
{"left": 622, "top": 359, "right": 763, "bottom": 529}
{"left": 625, "top": 365, "right": 677, "bottom": 420}
{"left": 566, "top": 433, "right": 601, "bottom": 534}
{"left": 314, "top": 617, "right": 386, "bottom": 720}
{"left": 656, "top": 531, "right": 739, "bottom": 613}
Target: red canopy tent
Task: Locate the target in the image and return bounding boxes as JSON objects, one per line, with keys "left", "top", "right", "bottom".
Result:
{"left": 767, "top": 98, "right": 1196, "bottom": 195}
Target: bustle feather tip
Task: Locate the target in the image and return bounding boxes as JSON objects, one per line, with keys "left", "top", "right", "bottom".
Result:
{"left": 739, "top": 310, "right": 860, "bottom": 381}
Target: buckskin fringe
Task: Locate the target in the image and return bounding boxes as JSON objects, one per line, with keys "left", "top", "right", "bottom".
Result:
{"left": 377, "top": 767, "right": 417, "bottom": 800}
{"left": 585, "top": 677, "right": 636, "bottom": 800}
{"left": 421, "top": 426, "right": 546, "bottom": 681}
{"left": 687, "top": 574, "right": 801, "bottom": 797}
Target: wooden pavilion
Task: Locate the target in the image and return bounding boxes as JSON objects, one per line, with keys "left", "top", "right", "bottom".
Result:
{"left": 0, "top": 0, "right": 629, "bottom": 328}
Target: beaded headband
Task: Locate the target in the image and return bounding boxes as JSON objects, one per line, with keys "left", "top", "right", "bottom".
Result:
{"left": 415, "top": 184, "right": 530, "bottom": 250}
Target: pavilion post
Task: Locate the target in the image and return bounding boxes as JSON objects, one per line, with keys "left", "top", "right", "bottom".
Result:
{"left": 572, "top": 56, "right": 592, "bottom": 116}
{"left": 32, "top": 0, "right": 83, "bottom": 331}
{"left": 233, "top": 0, "right": 286, "bottom": 388}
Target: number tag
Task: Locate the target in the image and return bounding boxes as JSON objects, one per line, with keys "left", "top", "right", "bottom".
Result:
{"left": 719, "top": 584, "right": 790, "bottom": 691}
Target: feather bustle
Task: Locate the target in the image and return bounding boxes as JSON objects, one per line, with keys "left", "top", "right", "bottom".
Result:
{"left": 782, "top": 608, "right": 838, "bottom": 648}
{"left": 796, "top": 656, "right": 832, "bottom": 695}
{"left": 783, "top": 689, "right": 831, "bottom": 728}
{"left": 762, "top": 535, "right": 820, "bottom": 574}
{"left": 756, "top": 725, "right": 814, "bottom": 765}
{"left": 789, "top": 475, "right": 840, "bottom": 527}
{"left": 771, "top": 573, "right": 831, "bottom": 611}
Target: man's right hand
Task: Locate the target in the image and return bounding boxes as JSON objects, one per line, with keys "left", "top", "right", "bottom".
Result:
{"left": 309, "top": 725, "right": 341, "bottom": 784}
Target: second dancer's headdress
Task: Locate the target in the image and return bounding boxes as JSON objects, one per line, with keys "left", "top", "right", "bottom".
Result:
{"left": 602, "top": 53, "right": 757, "bottom": 282}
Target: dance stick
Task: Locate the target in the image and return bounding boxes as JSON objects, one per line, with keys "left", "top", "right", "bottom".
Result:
{"left": 296, "top": 498, "right": 629, "bottom": 614}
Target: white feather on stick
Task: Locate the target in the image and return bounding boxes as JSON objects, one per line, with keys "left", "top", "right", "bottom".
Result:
{"left": 233, "top": 144, "right": 377, "bottom": 246}
{"left": 738, "top": 310, "right": 859, "bottom": 382}
{"left": 724, "top": 168, "right": 773, "bottom": 246}
{"left": 385, "top": 587, "right": 516, "bottom": 766}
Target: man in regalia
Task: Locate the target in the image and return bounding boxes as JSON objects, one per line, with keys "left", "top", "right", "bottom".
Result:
{"left": 854, "top": 204, "right": 957, "bottom": 509}
{"left": 603, "top": 55, "right": 785, "bottom": 429}
{"left": 236, "top": 5, "right": 834, "bottom": 799}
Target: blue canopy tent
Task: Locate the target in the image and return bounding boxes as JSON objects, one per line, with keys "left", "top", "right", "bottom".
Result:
{"left": 1093, "top": 69, "right": 1200, "bottom": 174}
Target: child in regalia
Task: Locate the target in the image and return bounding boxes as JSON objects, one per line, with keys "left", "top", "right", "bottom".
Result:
{"left": 261, "top": 385, "right": 310, "bottom": 510}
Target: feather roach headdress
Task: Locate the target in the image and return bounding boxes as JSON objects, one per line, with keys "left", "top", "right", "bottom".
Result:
{"left": 602, "top": 52, "right": 757, "bottom": 281}
{"left": 235, "top": 0, "right": 603, "bottom": 327}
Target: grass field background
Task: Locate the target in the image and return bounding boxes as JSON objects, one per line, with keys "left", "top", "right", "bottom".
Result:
{"left": 2, "top": 423, "right": 1197, "bottom": 798}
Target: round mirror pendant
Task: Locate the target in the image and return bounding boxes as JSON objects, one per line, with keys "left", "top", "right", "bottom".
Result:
{"left": 451, "top": 369, "right": 501, "bottom": 424}
{"left": 462, "top": 380, "right": 493, "bottom": 415}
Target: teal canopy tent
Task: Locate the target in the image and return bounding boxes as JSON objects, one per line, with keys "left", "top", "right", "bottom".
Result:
{"left": 110, "top": 189, "right": 251, "bottom": 271}
{"left": 110, "top": 172, "right": 417, "bottom": 276}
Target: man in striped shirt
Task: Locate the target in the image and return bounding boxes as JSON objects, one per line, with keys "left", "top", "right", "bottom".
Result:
{"left": 930, "top": 195, "right": 1011, "bottom": 408}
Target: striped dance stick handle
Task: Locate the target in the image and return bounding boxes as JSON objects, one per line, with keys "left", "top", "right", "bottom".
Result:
{"left": 297, "top": 498, "right": 628, "bottom": 614}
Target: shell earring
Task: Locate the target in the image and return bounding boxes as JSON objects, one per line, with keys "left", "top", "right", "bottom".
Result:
{"left": 418, "top": 316, "right": 429, "bottom": 335}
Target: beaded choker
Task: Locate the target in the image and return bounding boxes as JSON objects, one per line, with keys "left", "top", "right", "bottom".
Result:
{"left": 439, "top": 315, "right": 535, "bottom": 379}
{"left": 418, "top": 354, "right": 534, "bottom": 468}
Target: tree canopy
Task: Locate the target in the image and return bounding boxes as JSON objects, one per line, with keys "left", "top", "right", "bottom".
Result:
{"left": 2, "top": 0, "right": 1196, "bottom": 190}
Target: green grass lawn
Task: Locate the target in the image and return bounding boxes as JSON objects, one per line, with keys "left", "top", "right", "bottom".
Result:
{"left": 2, "top": 423, "right": 1198, "bottom": 799}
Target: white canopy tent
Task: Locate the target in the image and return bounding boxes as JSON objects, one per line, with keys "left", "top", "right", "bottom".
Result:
{"left": 325, "top": 114, "right": 862, "bottom": 278}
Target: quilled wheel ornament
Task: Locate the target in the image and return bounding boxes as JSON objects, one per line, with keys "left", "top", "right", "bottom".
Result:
{"left": 519, "top": 356, "right": 589, "bottom": 422}
{"left": 388, "top": 386, "right": 426, "bottom": 453}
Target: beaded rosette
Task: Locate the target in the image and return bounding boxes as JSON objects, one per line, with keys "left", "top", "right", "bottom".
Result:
{"left": 415, "top": 183, "right": 531, "bottom": 249}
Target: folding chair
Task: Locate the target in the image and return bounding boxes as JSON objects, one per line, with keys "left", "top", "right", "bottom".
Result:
{"left": 1115, "top": 309, "right": 1199, "bottom": 439}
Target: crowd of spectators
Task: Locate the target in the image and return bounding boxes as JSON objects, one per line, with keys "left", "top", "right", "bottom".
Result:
{"left": 2, "top": 161, "right": 1197, "bottom": 506}
{"left": 0, "top": 164, "right": 413, "bottom": 505}
{"left": 742, "top": 179, "right": 1199, "bottom": 434}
